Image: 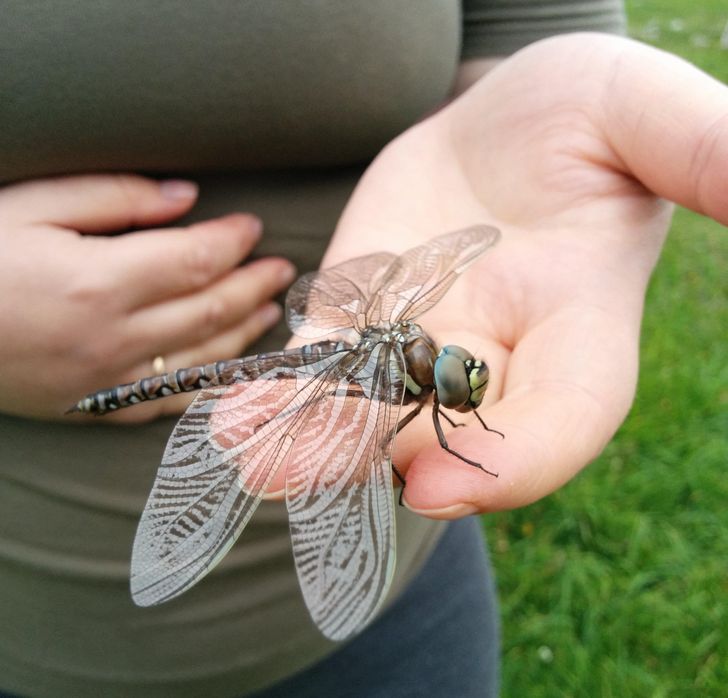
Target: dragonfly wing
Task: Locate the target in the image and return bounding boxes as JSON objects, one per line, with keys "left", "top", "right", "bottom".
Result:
{"left": 285, "top": 251, "right": 396, "bottom": 338}
{"left": 367, "top": 225, "right": 501, "bottom": 324}
{"left": 130, "top": 346, "right": 349, "bottom": 606}
{"left": 286, "top": 342, "right": 406, "bottom": 640}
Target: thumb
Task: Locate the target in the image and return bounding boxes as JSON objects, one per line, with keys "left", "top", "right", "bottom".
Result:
{"left": 597, "top": 36, "right": 728, "bottom": 225}
{"left": 0, "top": 174, "right": 198, "bottom": 232}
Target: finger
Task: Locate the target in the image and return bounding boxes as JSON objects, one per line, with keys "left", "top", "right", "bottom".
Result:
{"left": 154, "top": 302, "right": 282, "bottom": 371}
{"left": 399, "top": 307, "right": 639, "bottom": 515}
{"left": 102, "top": 303, "right": 283, "bottom": 424}
{"left": 125, "top": 257, "right": 296, "bottom": 360}
{"left": 0, "top": 174, "right": 199, "bottom": 231}
{"left": 598, "top": 36, "right": 728, "bottom": 225}
{"left": 97, "top": 213, "right": 264, "bottom": 308}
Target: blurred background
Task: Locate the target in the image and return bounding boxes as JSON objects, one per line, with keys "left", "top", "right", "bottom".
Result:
{"left": 487, "top": 1, "right": 728, "bottom": 695}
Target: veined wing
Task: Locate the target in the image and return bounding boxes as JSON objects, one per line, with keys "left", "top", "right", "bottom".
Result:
{"left": 285, "top": 226, "right": 500, "bottom": 340}
{"left": 367, "top": 225, "right": 501, "bottom": 324}
{"left": 285, "top": 251, "right": 396, "bottom": 338}
{"left": 286, "top": 342, "right": 406, "bottom": 640}
{"left": 130, "top": 343, "right": 352, "bottom": 606}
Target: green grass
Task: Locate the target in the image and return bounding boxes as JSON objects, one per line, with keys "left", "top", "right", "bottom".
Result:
{"left": 488, "top": 4, "right": 728, "bottom": 696}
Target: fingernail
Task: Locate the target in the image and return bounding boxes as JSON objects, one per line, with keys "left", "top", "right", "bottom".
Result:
{"left": 279, "top": 263, "right": 297, "bottom": 285}
{"left": 402, "top": 501, "right": 479, "bottom": 518}
{"left": 259, "top": 302, "right": 282, "bottom": 326}
{"left": 159, "top": 179, "right": 199, "bottom": 200}
{"left": 249, "top": 216, "right": 263, "bottom": 238}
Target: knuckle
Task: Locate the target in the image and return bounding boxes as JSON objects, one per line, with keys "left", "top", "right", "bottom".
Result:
{"left": 201, "top": 294, "right": 229, "bottom": 331}
{"left": 63, "top": 267, "right": 114, "bottom": 309}
{"left": 183, "top": 243, "right": 218, "bottom": 287}
{"left": 59, "top": 331, "right": 118, "bottom": 376}
{"left": 56, "top": 275, "right": 124, "bottom": 372}
{"left": 111, "top": 173, "right": 147, "bottom": 209}
{"left": 108, "top": 174, "right": 160, "bottom": 228}
{"left": 689, "top": 112, "right": 728, "bottom": 215}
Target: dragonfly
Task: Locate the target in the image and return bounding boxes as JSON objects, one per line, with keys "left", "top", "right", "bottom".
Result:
{"left": 70, "top": 225, "right": 503, "bottom": 641}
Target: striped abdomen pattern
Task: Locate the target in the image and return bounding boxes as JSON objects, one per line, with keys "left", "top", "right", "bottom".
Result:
{"left": 70, "top": 341, "right": 347, "bottom": 416}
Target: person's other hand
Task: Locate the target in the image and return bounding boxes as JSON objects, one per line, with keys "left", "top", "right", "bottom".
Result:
{"left": 0, "top": 175, "right": 295, "bottom": 421}
{"left": 321, "top": 33, "right": 727, "bottom": 515}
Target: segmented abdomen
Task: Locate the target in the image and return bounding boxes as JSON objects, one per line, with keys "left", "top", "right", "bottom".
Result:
{"left": 70, "top": 341, "right": 347, "bottom": 416}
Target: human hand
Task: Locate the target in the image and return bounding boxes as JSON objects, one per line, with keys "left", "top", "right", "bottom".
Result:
{"left": 0, "top": 175, "right": 295, "bottom": 421}
{"left": 320, "top": 34, "right": 728, "bottom": 515}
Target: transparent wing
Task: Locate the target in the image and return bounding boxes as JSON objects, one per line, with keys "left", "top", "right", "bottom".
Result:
{"left": 130, "top": 344, "right": 352, "bottom": 606}
{"left": 285, "top": 226, "right": 500, "bottom": 339}
{"left": 286, "top": 342, "right": 406, "bottom": 640}
{"left": 285, "top": 251, "right": 396, "bottom": 338}
{"left": 366, "top": 225, "right": 501, "bottom": 324}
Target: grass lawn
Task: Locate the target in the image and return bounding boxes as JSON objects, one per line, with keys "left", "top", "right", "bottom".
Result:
{"left": 488, "top": 2, "right": 728, "bottom": 696}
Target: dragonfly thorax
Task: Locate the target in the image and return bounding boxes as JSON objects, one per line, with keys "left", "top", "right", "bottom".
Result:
{"left": 401, "top": 333, "right": 439, "bottom": 397}
{"left": 355, "top": 322, "right": 439, "bottom": 399}
{"left": 357, "top": 320, "right": 426, "bottom": 346}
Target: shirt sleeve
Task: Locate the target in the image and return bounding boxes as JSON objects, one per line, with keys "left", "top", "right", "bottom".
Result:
{"left": 462, "top": 0, "right": 627, "bottom": 58}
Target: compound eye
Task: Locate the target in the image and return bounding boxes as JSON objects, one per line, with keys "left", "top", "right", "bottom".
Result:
{"left": 434, "top": 352, "right": 470, "bottom": 410}
{"left": 439, "top": 345, "right": 474, "bottom": 363}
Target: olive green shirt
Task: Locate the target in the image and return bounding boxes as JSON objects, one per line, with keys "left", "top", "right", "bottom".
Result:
{"left": 0, "top": 2, "right": 625, "bottom": 696}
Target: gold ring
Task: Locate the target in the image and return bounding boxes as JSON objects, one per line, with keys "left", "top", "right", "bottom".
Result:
{"left": 152, "top": 355, "right": 167, "bottom": 374}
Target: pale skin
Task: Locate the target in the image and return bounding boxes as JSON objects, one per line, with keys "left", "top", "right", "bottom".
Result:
{"left": 0, "top": 180, "right": 296, "bottom": 421}
{"left": 1, "top": 34, "right": 725, "bottom": 522}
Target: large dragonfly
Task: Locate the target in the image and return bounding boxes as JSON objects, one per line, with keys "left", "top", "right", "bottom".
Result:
{"left": 71, "top": 226, "right": 502, "bottom": 641}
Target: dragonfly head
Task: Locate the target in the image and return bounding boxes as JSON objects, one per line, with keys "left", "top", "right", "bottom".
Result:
{"left": 434, "top": 345, "right": 490, "bottom": 413}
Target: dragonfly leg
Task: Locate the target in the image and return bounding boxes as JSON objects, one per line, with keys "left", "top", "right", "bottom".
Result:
{"left": 387, "top": 401, "right": 428, "bottom": 506}
{"left": 391, "top": 464, "right": 406, "bottom": 506}
{"left": 394, "top": 402, "right": 424, "bottom": 434}
{"left": 473, "top": 409, "right": 505, "bottom": 439}
{"left": 438, "top": 408, "right": 465, "bottom": 428}
{"left": 432, "top": 396, "right": 498, "bottom": 477}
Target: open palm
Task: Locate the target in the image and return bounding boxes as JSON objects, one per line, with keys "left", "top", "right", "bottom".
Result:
{"left": 321, "top": 33, "right": 728, "bottom": 516}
